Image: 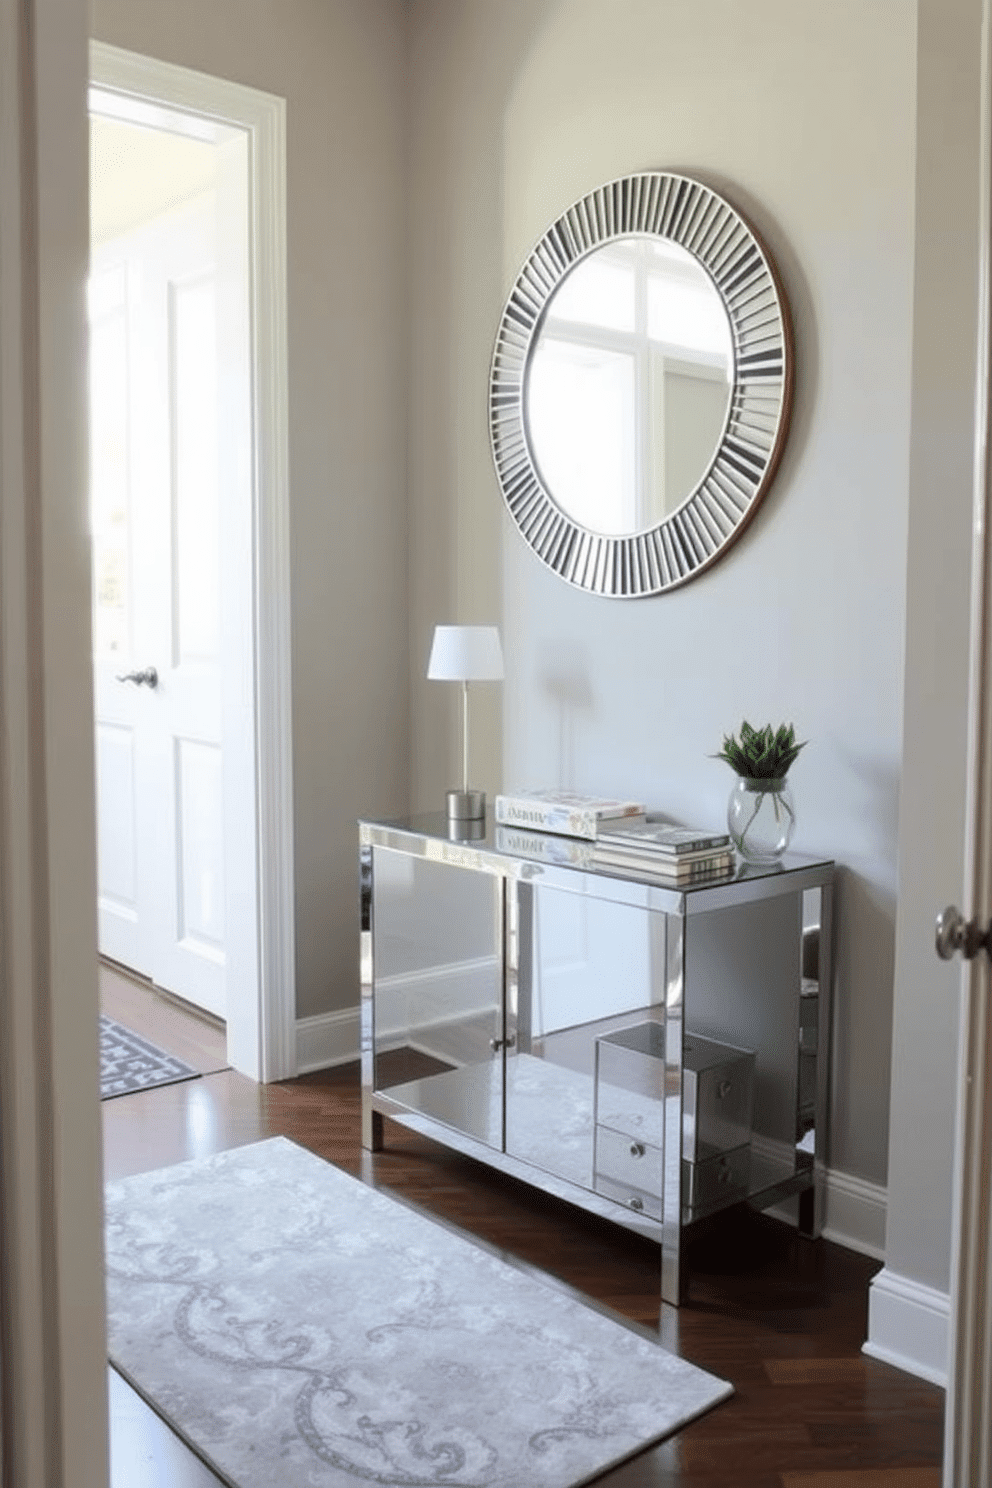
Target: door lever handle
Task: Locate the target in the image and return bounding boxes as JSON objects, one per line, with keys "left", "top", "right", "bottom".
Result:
{"left": 116, "top": 666, "right": 158, "bottom": 689}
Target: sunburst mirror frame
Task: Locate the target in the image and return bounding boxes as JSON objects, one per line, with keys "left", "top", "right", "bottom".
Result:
{"left": 489, "top": 172, "right": 794, "bottom": 598}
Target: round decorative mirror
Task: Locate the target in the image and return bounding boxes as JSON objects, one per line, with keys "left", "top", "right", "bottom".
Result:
{"left": 489, "top": 173, "right": 793, "bottom": 597}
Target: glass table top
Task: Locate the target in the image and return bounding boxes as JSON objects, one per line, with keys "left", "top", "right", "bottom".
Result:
{"left": 360, "top": 810, "right": 833, "bottom": 897}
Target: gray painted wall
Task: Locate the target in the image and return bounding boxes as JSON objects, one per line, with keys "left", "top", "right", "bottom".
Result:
{"left": 82, "top": 0, "right": 978, "bottom": 1306}
{"left": 89, "top": 0, "right": 411, "bottom": 1021}
{"left": 409, "top": 0, "right": 917, "bottom": 1192}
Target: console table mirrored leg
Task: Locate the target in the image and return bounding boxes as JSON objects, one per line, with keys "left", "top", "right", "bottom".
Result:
{"left": 359, "top": 841, "right": 383, "bottom": 1152}
{"left": 662, "top": 909, "right": 685, "bottom": 1307}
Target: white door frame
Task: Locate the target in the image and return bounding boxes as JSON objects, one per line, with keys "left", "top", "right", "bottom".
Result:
{"left": 2, "top": 0, "right": 109, "bottom": 1480}
{"left": 945, "top": 0, "right": 992, "bottom": 1478}
{"left": 89, "top": 42, "right": 296, "bottom": 1082}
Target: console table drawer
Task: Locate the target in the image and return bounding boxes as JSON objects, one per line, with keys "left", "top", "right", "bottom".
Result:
{"left": 682, "top": 1033, "right": 755, "bottom": 1162}
{"left": 682, "top": 1143, "right": 751, "bottom": 1211}
{"left": 594, "top": 1124, "right": 663, "bottom": 1219}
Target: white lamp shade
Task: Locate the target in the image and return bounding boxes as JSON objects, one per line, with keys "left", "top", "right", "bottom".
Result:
{"left": 427, "top": 625, "right": 504, "bottom": 682}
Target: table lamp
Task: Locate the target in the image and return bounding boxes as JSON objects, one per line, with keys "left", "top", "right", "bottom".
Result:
{"left": 427, "top": 624, "right": 504, "bottom": 823}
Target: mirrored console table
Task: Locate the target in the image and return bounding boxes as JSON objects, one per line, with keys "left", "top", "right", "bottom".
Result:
{"left": 359, "top": 813, "right": 834, "bottom": 1306}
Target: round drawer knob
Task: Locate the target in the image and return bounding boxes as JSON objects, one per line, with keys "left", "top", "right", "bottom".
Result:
{"left": 629, "top": 1195, "right": 644, "bottom": 1211}
{"left": 629, "top": 1141, "right": 646, "bottom": 1158}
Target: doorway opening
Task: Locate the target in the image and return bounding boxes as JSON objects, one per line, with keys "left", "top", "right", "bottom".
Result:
{"left": 89, "top": 91, "right": 247, "bottom": 1040}
{"left": 88, "top": 44, "right": 295, "bottom": 1083}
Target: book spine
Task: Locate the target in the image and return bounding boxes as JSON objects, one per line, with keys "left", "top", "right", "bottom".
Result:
{"left": 595, "top": 841, "right": 730, "bottom": 865}
{"left": 592, "top": 851, "right": 734, "bottom": 881}
{"left": 596, "top": 832, "right": 729, "bottom": 855}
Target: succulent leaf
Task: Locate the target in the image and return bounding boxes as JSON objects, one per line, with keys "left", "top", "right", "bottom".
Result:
{"left": 714, "top": 720, "right": 806, "bottom": 779}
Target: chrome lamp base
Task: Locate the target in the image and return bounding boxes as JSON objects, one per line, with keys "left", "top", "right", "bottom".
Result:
{"left": 446, "top": 788, "right": 486, "bottom": 823}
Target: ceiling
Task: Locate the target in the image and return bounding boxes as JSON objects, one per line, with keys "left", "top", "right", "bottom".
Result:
{"left": 90, "top": 115, "right": 219, "bottom": 245}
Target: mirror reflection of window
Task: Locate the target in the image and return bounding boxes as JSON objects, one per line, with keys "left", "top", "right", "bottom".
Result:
{"left": 527, "top": 344, "right": 635, "bottom": 534}
{"left": 547, "top": 252, "right": 635, "bottom": 334}
{"left": 525, "top": 238, "right": 734, "bottom": 537}
{"left": 646, "top": 244, "right": 732, "bottom": 357}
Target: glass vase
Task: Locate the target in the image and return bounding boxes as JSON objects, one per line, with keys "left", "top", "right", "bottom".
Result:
{"left": 727, "top": 776, "right": 795, "bottom": 863}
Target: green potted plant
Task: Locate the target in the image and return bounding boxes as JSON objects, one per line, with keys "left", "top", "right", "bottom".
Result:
{"left": 715, "top": 721, "right": 806, "bottom": 862}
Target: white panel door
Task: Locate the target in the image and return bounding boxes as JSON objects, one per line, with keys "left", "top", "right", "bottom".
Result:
{"left": 90, "top": 185, "right": 248, "bottom": 1020}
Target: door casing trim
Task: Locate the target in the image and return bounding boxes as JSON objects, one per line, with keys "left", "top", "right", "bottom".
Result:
{"left": 945, "top": 0, "right": 992, "bottom": 1474}
{"left": 89, "top": 41, "right": 296, "bottom": 1081}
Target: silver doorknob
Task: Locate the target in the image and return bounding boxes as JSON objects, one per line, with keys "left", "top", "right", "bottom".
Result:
{"left": 935, "top": 905, "right": 991, "bottom": 961}
{"left": 116, "top": 666, "right": 158, "bottom": 689}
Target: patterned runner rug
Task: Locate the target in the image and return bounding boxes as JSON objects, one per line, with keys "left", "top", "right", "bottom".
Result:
{"left": 100, "top": 1014, "right": 200, "bottom": 1100}
{"left": 104, "top": 1137, "right": 731, "bottom": 1488}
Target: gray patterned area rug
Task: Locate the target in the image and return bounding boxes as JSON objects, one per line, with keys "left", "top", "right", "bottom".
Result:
{"left": 100, "top": 1015, "right": 200, "bottom": 1100}
{"left": 104, "top": 1138, "right": 731, "bottom": 1488}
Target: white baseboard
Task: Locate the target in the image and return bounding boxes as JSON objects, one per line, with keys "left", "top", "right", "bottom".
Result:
{"left": 821, "top": 1167, "right": 887, "bottom": 1259}
{"left": 863, "top": 1266, "right": 949, "bottom": 1386}
{"left": 295, "top": 1008, "right": 360, "bottom": 1074}
{"left": 757, "top": 1163, "right": 887, "bottom": 1261}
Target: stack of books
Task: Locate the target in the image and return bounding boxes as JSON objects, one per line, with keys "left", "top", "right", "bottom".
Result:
{"left": 591, "top": 822, "right": 735, "bottom": 884}
{"left": 494, "top": 789, "right": 646, "bottom": 841}
{"left": 492, "top": 791, "right": 736, "bottom": 885}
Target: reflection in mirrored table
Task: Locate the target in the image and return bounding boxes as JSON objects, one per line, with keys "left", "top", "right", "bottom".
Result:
{"left": 361, "top": 816, "right": 834, "bottom": 1304}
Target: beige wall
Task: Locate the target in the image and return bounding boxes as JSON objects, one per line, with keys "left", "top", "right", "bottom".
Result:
{"left": 409, "top": 0, "right": 917, "bottom": 1190}
{"left": 407, "top": 3, "right": 542, "bottom": 807}
{"left": 89, "top": 0, "right": 410, "bottom": 1020}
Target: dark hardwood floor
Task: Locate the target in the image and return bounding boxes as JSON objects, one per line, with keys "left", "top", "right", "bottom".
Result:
{"left": 102, "top": 985, "right": 945, "bottom": 1488}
